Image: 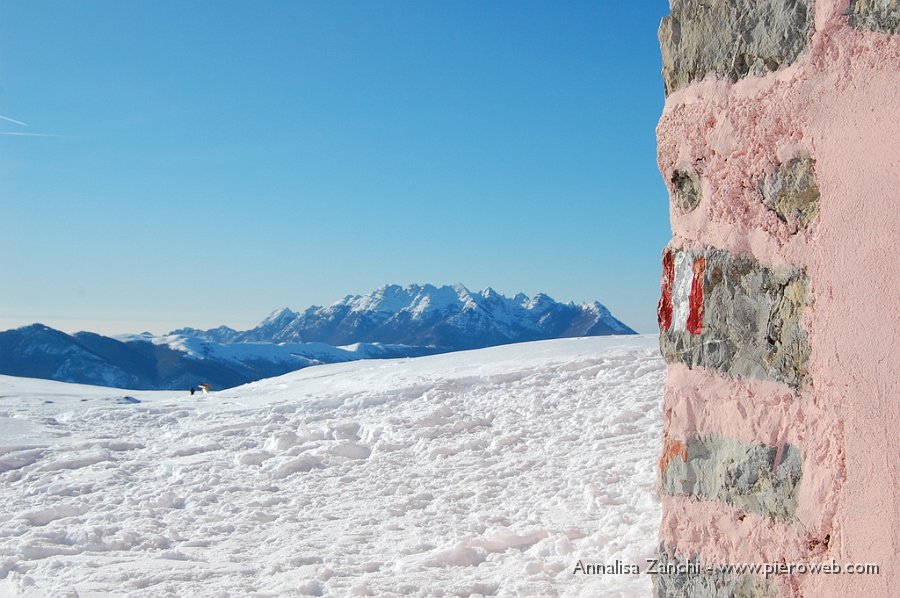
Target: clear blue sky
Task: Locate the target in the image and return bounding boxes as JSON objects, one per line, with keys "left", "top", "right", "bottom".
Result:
{"left": 0, "top": 1, "right": 671, "bottom": 336}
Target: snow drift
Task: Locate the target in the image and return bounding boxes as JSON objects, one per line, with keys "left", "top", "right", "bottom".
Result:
{"left": 0, "top": 336, "right": 662, "bottom": 597}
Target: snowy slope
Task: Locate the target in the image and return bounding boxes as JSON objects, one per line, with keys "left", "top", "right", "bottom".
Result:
{"left": 0, "top": 336, "right": 663, "bottom": 597}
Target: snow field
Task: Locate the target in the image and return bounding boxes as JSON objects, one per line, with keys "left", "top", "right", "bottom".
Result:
{"left": 0, "top": 336, "right": 663, "bottom": 597}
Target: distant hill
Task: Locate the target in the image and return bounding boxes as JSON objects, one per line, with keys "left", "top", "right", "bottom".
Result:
{"left": 1, "top": 284, "right": 634, "bottom": 390}
{"left": 0, "top": 324, "right": 423, "bottom": 391}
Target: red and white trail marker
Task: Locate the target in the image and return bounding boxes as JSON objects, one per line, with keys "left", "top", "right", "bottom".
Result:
{"left": 658, "top": 250, "right": 705, "bottom": 335}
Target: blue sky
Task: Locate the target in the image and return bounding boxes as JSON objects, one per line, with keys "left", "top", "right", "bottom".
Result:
{"left": 0, "top": 1, "right": 671, "bottom": 335}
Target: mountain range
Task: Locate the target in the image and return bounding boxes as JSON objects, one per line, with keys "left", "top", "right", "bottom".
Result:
{"left": 0, "top": 283, "right": 635, "bottom": 390}
{"left": 173, "top": 283, "right": 634, "bottom": 348}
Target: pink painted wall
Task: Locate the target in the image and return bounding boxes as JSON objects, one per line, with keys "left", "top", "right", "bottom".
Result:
{"left": 657, "top": 0, "right": 900, "bottom": 595}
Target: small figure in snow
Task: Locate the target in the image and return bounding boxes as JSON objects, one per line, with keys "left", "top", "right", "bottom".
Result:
{"left": 190, "top": 387, "right": 196, "bottom": 396}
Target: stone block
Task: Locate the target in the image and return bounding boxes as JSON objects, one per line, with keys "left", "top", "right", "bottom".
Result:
{"left": 659, "top": 0, "right": 812, "bottom": 95}
{"left": 659, "top": 435, "right": 803, "bottom": 521}
{"left": 652, "top": 548, "right": 774, "bottom": 598}
{"left": 849, "top": 0, "right": 900, "bottom": 33}
{"left": 671, "top": 170, "right": 703, "bottom": 212}
{"left": 760, "top": 156, "right": 820, "bottom": 232}
{"left": 658, "top": 247, "right": 810, "bottom": 388}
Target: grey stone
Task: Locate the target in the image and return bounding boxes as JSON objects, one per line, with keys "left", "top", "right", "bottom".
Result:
{"left": 849, "top": 0, "right": 900, "bottom": 33}
{"left": 653, "top": 549, "right": 774, "bottom": 598}
{"left": 659, "top": 0, "right": 813, "bottom": 95}
{"left": 659, "top": 248, "right": 810, "bottom": 388}
{"left": 672, "top": 170, "right": 702, "bottom": 212}
{"left": 660, "top": 436, "right": 803, "bottom": 520}
{"left": 760, "top": 156, "right": 819, "bottom": 231}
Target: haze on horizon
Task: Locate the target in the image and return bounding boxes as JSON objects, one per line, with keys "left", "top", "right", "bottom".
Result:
{"left": 0, "top": 1, "right": 671, "bottom": 336}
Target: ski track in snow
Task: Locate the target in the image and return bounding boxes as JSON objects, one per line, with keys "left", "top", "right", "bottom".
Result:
{"left": 0, "top": 336, "right": 664, "bottom": 597}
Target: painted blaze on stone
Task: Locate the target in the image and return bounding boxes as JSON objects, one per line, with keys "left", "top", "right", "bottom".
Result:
{"left": 658, "top": 248, "right": 810, "bottom": 388}
{"left": 657, "top": 251, "right": 706, "bottom": 335}
{"left": 659, "top": 435, "right": 803, "bottom": 521}
{"left": 659, "top": 0, "right": 813, "bottom": 95}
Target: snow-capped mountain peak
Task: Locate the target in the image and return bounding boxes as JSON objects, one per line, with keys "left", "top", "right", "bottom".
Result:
{"left": 524, "top": 293, "right": 555, "bottom": 312}
{"left": 178, "top": 283, "right": 635, "bottom": 350}
{"left": 259, "top": 307, "right": 299, "bottom": 327}
{"left": 0, "top": 284, "right": 635, "bottom": 391}
{"left": 337, "top": 284, "right": 413, "bottom": 314}
{"left": 407, "top": 284, "right": 462, "bottom": 317}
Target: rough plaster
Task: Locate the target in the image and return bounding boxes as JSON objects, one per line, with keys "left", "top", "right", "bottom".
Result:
{"left": 656, "top": 0, "right": 900, "bottom": 595}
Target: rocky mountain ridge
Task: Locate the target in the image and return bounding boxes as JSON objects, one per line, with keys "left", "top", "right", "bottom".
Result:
{"left": 172, "top": 283, "right": 635, "bottom": 349}
{"left": 2, "top": 284, "right": 634, "bottom": 390}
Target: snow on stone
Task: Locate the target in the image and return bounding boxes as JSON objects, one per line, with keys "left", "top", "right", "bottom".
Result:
{"left": 0, "top": 336, "right": 663, "bottom": 597}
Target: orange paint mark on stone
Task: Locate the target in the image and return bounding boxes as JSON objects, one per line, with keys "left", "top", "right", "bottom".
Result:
{"left": 659, "top": 438, "right": 689, "bottom": 472}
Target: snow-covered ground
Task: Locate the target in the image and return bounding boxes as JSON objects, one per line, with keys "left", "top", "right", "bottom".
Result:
{"left": 0, "top": 336, "right": 664, "bottom": 597}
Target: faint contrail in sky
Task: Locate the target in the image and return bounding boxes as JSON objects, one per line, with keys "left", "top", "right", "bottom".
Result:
{"left": 0, "top": 115, "right": 28, "bottom": 127}
{"left": 0, "top": 114, "right": 63, "bottom": 136}
{"left": 0, "top": 131, "right": 64, "bottom": 137}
